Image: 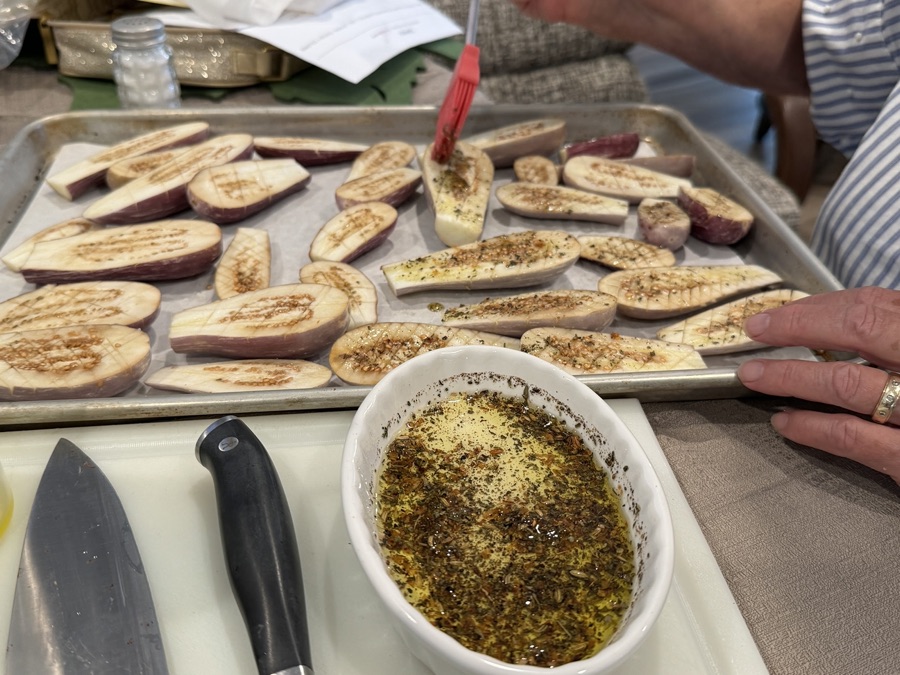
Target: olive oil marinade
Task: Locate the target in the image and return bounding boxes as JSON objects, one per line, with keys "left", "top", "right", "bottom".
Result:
{"left": 375, "top": 390, "right": 635, "bottom": 667}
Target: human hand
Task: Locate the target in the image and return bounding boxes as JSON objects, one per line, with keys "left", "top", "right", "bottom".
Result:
{"left": 506, "top": 0, "right": 629, "bottom": 36}
{"left": 737, "top": 287, "right": 900, "bottom": 483}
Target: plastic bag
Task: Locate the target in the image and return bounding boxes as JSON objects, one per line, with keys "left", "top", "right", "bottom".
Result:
{"left": 0, "top": 0, "right": 34, "bottom": 70}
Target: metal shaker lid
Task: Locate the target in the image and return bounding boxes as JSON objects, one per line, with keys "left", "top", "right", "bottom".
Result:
{"left": 111, "top": 16, "right": 167, "bottom": 48}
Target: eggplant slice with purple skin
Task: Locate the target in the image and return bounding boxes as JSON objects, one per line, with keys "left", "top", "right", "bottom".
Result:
{"left": 299, "top": 261, "right": 378, "bottom": 329}
{"left": 563, "top": 155, "right": 692, "bottom": 203}
{"left": 169, "top": 283, "right": 350, "bottom": 359}
{"left": 308, "top": 201, "right": 398, "bottom": 263}
{"left": 0, "top": 281, "right": 161, "bottom": 333}
{"left": 464, "top": 118, "right": 567, "bottom": 168}
{"left": 47, "top": 121, "right": 210, "bottom": 201}
{"left": 441, "top": 289, "right": 617, "bottom": 337}
{"left": 83, "top": 133, "right": 255, "bottom": 225}
{"left": 558, "top": 132, "right": 640, "bottom": 163}
{"left": 145, "top": 359, "right": 334, "bottom": 393}
{"left": 329, "top": 321, "right": 520, "bottom": 386}
{"left": 577, "top": 235, "right": 677, "bottom": 270}
{"left": 335, "top": 167, "right": 422, "bottom": 210}
{"left": 106, "top": 147, "right": 190, "bottom": 189}
{"left": 345, "top": 141, "right": 417, "bottom": 181}
{"left": 513, "top": 155, "right": 560, "bottom": 186}
{"left": 1, "top": 217, "right": 96, "bottom": 272}
{"left": 637, "top": 198, "right": 692, "bottom": 251}
{"left": 215, "top": 227, "right": 271, "bottom": 300}
{"left": 253, "top": 136, "right": 369, "bottom": 165}
{"left": 495, "top": 182, "right": 629, "bottom": 225}
{"left": 19, "top": 219, "right": 223, "bottom": 284}
{"left": 678, "top": 185, "right": 755, "bottom": 245}
{"left": 0, "top": 324, "right": 151, "bottom": 401}
{"left": 381, "top": 230, "right": 581, "bottom": 297}
{"left": 187, "top": 159, "right": 311, "bottom": 225}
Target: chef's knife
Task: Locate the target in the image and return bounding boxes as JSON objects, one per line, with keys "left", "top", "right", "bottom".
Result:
{"left": 5, "top": 438, "right": 168, "bottom": 674}
{"left": 196, "top": 415, "right": 314, "bottom": 675}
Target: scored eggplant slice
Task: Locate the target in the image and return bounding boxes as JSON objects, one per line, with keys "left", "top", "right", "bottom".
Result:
{"left": 299, "top": 261, "right": 378, "bottom": 329}
{"left": 0, "top": 324, "right": 151, "bottom": 401}
{"left": 381, "top": 230, "right": 581, "bottom": 296}
{"left": 329, "top": 322, "right": 520, "bottom": 385}
{"left": 145, "top": 359, "right": 333, "bottom": 393}
{"left": 558, "top": 132, "right": 640, "bottom": 163}
{"left": 441, "top": 289, "right": 617, "bottom": 337}
{"left": 520, "top": 326, "right": 707, "bottom": 374}
{"left": 19, "top": 219, "right": 222, "bottom": 284}
{"left": 345, "top": 141, "right": 417, "bottom": 181}
{"left": 637, "top": 198, "right": 691, "bottom": 251}
{"left": 678, "top": 185, "right": 755, "bottom": 245}
{"left": 495, "top": 183, "right": 628, "bottom": 225}
{"left": 513, "top": 155, "right": 560, "bottom": 186}
{"left": 563, "top": 155, "right": 692, "bottom": 203}
{"left": 169, "top": 283, "right": 350, "bottom": 359}
{"left": 421, "top": 140, "right": 494, "bottom": 246}
{"left": 577, "top": 235, "right": 677, "bottom": 270}
{"left": 656, "top": 289, "right": 810, "bottom": 355}
{"left": 335, "top": 167, "right": 422, "bottom": 210}
{"left": 465, "top": 118, "right": 567, "bottom": 168}
{"left": 215, "top": 227, "right": 271, "bottom": 300}
{"left": 253, "top": 136, "right": 368, "bottom": 165}
{"left": 598, "top": 264, "right": 784, "bottom": 319}
{"left": 1, "top": 217, "right": 96, "bottom": 272}
{"left": 106, "top": 148, "right": 189, "bottom": 189}
{"left": 0, "top": 281, "right": 161, "bottom": 333}
{"left": 46, "top": 121, "right": 210, "bottom": 201}
{"left": 308, "top": 201, "right": 398, "bottom": 263}
{"left": 187, "top": 158, "right": 311, "bottom": 224}
{"left": 83, "top": 133, "right": 255, "bottom": 225}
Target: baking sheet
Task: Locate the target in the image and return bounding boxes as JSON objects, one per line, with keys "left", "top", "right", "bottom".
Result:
{"left": 0, "top": 400, "right": 769, "bottom": 674}
{"left": 0, "top": 105, "right": 843, "bottom": 426}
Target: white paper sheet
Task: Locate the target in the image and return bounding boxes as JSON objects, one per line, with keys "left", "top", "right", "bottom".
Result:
{"left": 146, "top": 0, "right": 463, "bottom": 84}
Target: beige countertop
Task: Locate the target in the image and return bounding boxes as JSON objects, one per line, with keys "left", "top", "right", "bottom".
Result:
{"left": 1, "top": 61, "right": 898, "bottom": 675}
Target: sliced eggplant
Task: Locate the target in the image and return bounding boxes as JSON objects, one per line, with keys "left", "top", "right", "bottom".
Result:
{"left": 656, "top": 289, "right": 810, "bottom": 354}
{"left": 513, "top": 155, "right": 559, "bottom": 185}
{"left": 106, "top": 147, "right": 189, "bottom": 189}
{"left": 20, "top": 219, "right": 222, "bottom": 284}
{"left": 0, "top": 281, "right": 161, "bottom": 333}
{"left": 145, "top": 358, "right": 333, "bottom": 393}
{"left": 421, "top": 140, "right": 494, "bottom": 246}
{"left": 1, "top": 218, "right": 95, "bottom": 272}
{"left": 299, "top": 260, "right": 377, "bottom": 329}
{"left": 46, "top": 121, "right": 210, "bottom": 201}
{"left": 0, "top": 324, "right": 150, "bottom": 400}
{"left": 558, "top": 132, "right": 640, "bottom": 163}
{"left": 678, "top": 186, "right": 754, "bottom": 245}
{"left": 215, "top": 227, "right": 270, "bottom": 300}
{"left": 495, "top": 183, "right": 628, "bottom": 225}
{"left": 335, "top": 167, "right": 422, "bottom": 210}
{"left": 577, "top": 235, "right": 676, "bottom": 270}
{"left": 187, "top": 159, "right": 311, "bottom": 224}
{"left": 441, "top": 289, "right": 617, "bottom": 337}
{"left": 381, "top": 230, "right": 581, "bottom": 297}
{"left": 465, "top": 118, "right": 567, "bottom": 168}
{"left": 621, "top": 154, "right": 695, "bottom": 178}
{"left": 345, "top": 141, "right": 416, "bottom": 181}
{"left": 563, "top": 155, "right": 692, "bottom": 203}
{"left": 308, "top": 201, "right": 398, "bottom": 263}
{"left": 329, "top": 322, "right": 520, "bottom": 385}
{"left": 83, "top": 133, "right": 255, "bottom": 225}
{"left": 597, "top": 264, "right": 783, "bottom": 319}
{"left": 253, "top": 136, "right": 368, "bottom": 165}
{"left": 637, "top": 198, "right": 691, "bottom": 251}
{"left": 169, "top": 283, "right": 349, "bottom": 359}
{"left": 520, "top": 326, "right": 707, "bottom": 374}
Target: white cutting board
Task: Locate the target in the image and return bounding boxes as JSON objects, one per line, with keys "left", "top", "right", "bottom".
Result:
{"left": 0, "top": 400, "right": 767, "bottom": 674}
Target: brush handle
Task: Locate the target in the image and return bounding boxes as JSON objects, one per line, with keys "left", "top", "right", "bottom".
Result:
{"left": 466, "top": 0, "right": 480, "bottom": 44}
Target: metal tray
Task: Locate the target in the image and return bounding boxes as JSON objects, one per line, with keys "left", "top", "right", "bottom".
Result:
{"left": 0, "top": 104, "right": 842, "bottom": 427}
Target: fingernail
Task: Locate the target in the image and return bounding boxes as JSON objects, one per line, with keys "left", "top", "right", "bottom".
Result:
{"left": 744, "top": 312, "right": 770, "bottom": 337}
{"left": 771, "top": 411, "right": 789, "bottom": 431}
{"left": 737, "top": 360, "right": 764, "bottom": 383}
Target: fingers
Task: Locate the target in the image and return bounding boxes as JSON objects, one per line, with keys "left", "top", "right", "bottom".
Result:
{"left": 738, "top": 359, "right": 898, "bottom": 423}
{"left": 769, "top": 409, "right": 900, "bottom": 483}
{"left": 743, "top": 287, "right": 900, "bottom": 370}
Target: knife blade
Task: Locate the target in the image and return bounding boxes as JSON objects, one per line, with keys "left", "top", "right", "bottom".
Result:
{"left": 196, "top": 415, "right": 314, "bottom": 675}
{"left": 5, "top": 438, "right": 168, "bottom": 674}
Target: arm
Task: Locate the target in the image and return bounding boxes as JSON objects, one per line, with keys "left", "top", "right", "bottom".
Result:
{"left": 509, "top": 0, "right": 808, "bottom": 95}
{"left": 737, "top": 287, "right": 900, "bottom": 484}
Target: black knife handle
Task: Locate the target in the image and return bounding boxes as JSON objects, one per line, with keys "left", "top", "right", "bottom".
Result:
{"left": 196, "top": 415, "right": 313, "bottom": 675}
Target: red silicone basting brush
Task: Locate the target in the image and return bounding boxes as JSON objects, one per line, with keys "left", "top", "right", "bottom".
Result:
{"left": 431, "top": 0, "right": 480, "bottom": 164}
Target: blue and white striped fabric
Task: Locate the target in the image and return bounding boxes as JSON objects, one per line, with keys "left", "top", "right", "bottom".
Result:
{"left": 803, "top": 0, "right": 900, "bottom": 288}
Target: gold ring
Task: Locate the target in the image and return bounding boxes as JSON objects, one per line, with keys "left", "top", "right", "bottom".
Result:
{"left": 872, "top": 371, "right": 900, "bottom": 424}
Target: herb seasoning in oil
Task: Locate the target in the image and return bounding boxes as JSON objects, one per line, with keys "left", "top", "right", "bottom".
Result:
{"left": 375, "top": 390, "right": 634, "bottom": 667}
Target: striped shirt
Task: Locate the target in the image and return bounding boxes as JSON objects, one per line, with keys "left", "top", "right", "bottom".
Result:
{"left": 804, "top": 0, "right": 900, "bottom": 288}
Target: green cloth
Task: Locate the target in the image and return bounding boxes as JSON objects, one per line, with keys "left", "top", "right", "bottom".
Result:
{"left": 57, "top": 38, "right": 464, "bottom": 111}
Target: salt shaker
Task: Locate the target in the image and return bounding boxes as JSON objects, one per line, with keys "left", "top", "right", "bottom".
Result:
{"left": 111, "top": 17, "right": 181, "bottom": 109}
